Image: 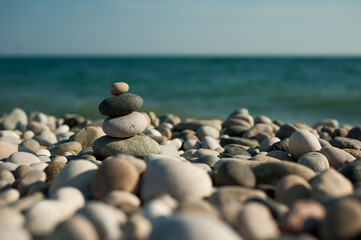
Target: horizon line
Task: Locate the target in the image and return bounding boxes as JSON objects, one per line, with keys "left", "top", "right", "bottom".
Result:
{"left": 1, "top": 53, "right": 361, "bottom": 59}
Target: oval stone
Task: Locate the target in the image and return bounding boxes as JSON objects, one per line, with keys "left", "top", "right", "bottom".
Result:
{"left": 48, "top": 160, "right": 98, "bottom": 197}
{"left": 140, "top": 159, "right": 213, "bottom": 202}
{"left": 320, "top": 198, "right": 361, "bottom": 240}
{"left": 319, "top": 146, "right": 355, "bottom": 170}
{"left": 310, "top": 169, "right": 353, "bottom": 199}
{"left": 252, "top": 161, "right": 316, "bottom": 185}
{"left": 289, "top": 130, "right": 322, "bottom": 159}
{"left": 236, "top": 202, "right": 280, "bottom": 240}
{"left": 215, "top": 161, "right": 256, "bottom": 188}
{"left": 48, "top": 141, "right": 82, "bottom": 156}
{"left": 102, "top": 112, "right": 147, "bottom": 138}
{"left": 297, "top": 152, "right": 330, "bottom": 172}
{"left": 20, "top": 139, "right": 40, "bottom": 152}
{"left": 110, "top": 82, "right": 129, "bottom": 95}
{"left": 92, "top": 135, "right": 160, "bottom": 159}
{"left": 7, "top": 152, "right": 41, "bottom": 166}
{"left": 98, "top": 93, "right": 143, "bottom": 117}
{"left": 275, "top": 174, "right": 311, "bottom": 206}
{"left": 92, "top": 158, "right": 139, "bottom": 200}
{"left": 72, "top": 126, "right": 104, "bottom": 149}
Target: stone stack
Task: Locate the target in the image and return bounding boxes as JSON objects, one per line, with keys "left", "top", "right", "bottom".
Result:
{"left": 92, "top": 82, "right": 160, "bottom": 158}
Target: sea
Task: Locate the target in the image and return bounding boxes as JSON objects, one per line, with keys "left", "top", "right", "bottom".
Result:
{"left": 1, "top": 56, "right": 361, "bottom": 126}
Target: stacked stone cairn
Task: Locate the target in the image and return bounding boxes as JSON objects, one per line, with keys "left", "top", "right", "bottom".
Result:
{"left": 92, "top": 82, "right": 160, "bottom": 158}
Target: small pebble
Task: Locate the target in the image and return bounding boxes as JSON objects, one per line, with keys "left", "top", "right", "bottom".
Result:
{"left": 110, "top": 82, "right": 129, "bottom": 95}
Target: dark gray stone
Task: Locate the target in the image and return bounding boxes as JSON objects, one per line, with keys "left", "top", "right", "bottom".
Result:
{"left": 220, "top": 137, "right": 259, "bottom": 149}
{"left": 215, "top": 161, "right": 256, "bottom": 187}
{"left": 330, "top": 136, "right": 361, "bottom": 150}
{"left": 98, "top": 93, "right": 143, "bottom": 117}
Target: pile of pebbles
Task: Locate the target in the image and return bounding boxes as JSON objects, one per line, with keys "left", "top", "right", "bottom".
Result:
{"left": 1, "top": 82, "right": 361, "bottom": 240}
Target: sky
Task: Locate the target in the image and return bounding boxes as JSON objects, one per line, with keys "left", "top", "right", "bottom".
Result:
{"left": 0, "top": 0, "right": 360, "bottom": 56}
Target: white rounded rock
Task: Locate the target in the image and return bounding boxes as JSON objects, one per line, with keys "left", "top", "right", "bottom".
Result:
{"left": 140, "top": 159, "right": 213, "bottom": 201}
{"left": 183, "top": 139, "right": 201, "bottom": 151}
{"left": 289, "top": 130, "right": 322, "bottom": 159}
{"left": 48, "top": 160, "right": 98, "bottom": 197}
{"left": 50, "top": 187, "right": 85, "bottom": 211}
{"left": 237, "top": 202, "right": 280, "bottom": 240}
{"left": 7, "top": 152, "right": 41, "bottom": 166}
{"left": 36, "top": 149, "right": 51, "bottom": 157}
{"left": 110, "top": 82, "right": 129, "bottom": 95}
{"left": 202, "top": 136, "right": 221, "bottom": 150}
{"left": 25, "top": 200, "right": 72, "bottom": 237}
{"left": 196, "top": 126, "right": 220, "bottom": 140}
{"left": 102, "top": 112, "right": 147, "bottom": 138}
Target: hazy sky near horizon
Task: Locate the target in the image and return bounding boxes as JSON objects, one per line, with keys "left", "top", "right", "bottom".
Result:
{"left": 0, "top": 0, "right": 360, "bottom": 55}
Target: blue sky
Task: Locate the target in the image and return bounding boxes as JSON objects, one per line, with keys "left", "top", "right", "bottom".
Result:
{"left": 0, "top": 0, "right": 360, "bottom": 55}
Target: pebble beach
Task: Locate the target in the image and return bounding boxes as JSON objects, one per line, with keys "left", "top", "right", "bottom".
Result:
{"left": 1, "top": 82, "right": 361, "bottom": 240}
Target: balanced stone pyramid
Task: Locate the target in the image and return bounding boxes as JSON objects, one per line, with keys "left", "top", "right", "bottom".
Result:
{"left": 92, "top": 82, "right": 160, "bottom": 158}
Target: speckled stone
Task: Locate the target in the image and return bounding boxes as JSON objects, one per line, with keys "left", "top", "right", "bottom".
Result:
{"left": 14, "top": 165, "right": 33, "bottom": 179}
{"left": 102, "top": 112, "right": 147, "bottom": 138}
{"left": 92, "top": 135, "right": 160, "bottom": 159}
{"left": 72, "top": 126, "right": 104, "bottom": 149}
{"left": 49, "top": 141, "right": 83, "bottom": 156}
{"left": 20, "top": 139, "right": 40, "bottom": 152}
{"left": 98, "top": 93, "right": 143, "bottom": 117}
{"left": 297, "top": 152, "right": 330, "bottom": 172}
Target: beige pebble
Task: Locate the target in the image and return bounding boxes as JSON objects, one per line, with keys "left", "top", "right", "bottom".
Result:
{"left": 7, "top": 152, "right": 41, "bottom": 166}
{"left": 275, "top": 174, "right": 311, "bottom": 206}
{"left": 0, "top": 169, "right": 15, "bottom": 184}
{"left": 48, "top": 214, "right": 100, "bottom": 240}
{"left": 0, "top": 188, "right": 20, "bottom": 205}
{"left": 236, "top": 202, "right": 280, "bottom": 240}
{"left": 310, "top": 168, "right": 353, "bottom": 199}
{"left": 110, "top": 82, "right": 129, "bottom": 95}
{"left": 124, "top": 214, "right": 152, "bottom": 240}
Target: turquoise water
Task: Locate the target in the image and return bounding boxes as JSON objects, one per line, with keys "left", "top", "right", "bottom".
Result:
{"left": 1, "top": 57, "right": 361, "bottom": 125}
